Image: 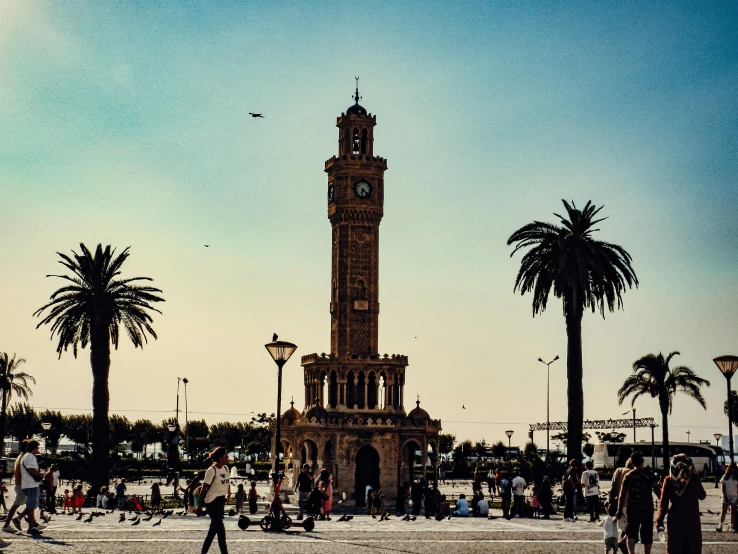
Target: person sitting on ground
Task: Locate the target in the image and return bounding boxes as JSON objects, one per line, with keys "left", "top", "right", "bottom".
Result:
{"left": 477, "top": 494, "right": 490, "bottom": 518}
{"left": 96, "top": 487, "right": 107, "bottom": 509}
{"left": 438, "top": 494, "right": 451, "bottom": 519}
{"left": 453, "top": 493, "right": 470, "bottom": 517}
{"left": 471, "top": 490, "right": 481, "bottom": 517}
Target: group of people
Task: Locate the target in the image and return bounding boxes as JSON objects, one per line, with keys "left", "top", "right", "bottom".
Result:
{"left": 295, "top": 463, "right": 334, "bottom": 521}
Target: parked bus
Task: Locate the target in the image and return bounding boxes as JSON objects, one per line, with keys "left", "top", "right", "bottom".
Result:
{"left": 593, "top": 441, "right": 723, "bottom": 473}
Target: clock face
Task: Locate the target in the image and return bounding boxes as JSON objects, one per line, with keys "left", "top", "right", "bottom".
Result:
{"left": 328, "top": 185, "right": 334, "bottom": 201}
{"left": 354, "top": 180, "right": 372, "bottom": 198}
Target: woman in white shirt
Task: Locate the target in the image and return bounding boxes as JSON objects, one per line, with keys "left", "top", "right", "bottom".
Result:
{"left": 197, "top": 447, "right": 231, "bottom": 553}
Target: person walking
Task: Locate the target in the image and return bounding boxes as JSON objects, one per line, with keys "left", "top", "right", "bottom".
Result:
{"left": 539, "top": 475, "right": 553, "bottom": 519}
{"left": 115, "top": 479, "right": 127, "bottom": 510}
{"left": 599, "top": 503, "right": 620, "bottom": 554}
{"left": 582, "top": 460, "right": 601, "bottom": 522}
{"left": 499, "top": 474, "right": 512, "bottom": 520}
{"left": 248, "top": 481, "right": 258, "bottom": 515}
{"left": 563, "top": 460, "right": 579, "bottom": 522}
{"left": 656, "top": 454, "right": 706, "bottom": 554}
{"left": 511, "top": 472, "right": 527, "bottom": 518}
{"left": 616, "top": 451, "right": 660, "bottom": 554}
{"left": 295, "top": 464, "right": 313, "bottom": 521}
{"left": 19, "top": 440, "right": 45, "bottom": 534}
{"left": 3, "top": 440, "right": 29, "bottom": 533}
{"left": 610, "top": 450, "right": 634, "bottom": 554}
{"left": 197, "top": 446, "right": 231, "bottom": 554}
{"left": 410, "top": 480, "right": 423, "bottom": 516}
{"left": 396, "top": 481, "right": 408, "bottom": 516}
{"left": 716, "top": 463, "right": 737, "bottom": 533}
{"left": 318, "top": 470, "right": 333, "bottom": 521}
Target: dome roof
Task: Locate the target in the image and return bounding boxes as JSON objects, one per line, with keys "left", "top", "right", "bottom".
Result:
{"left": 407, "top": 400, "right": 430, "bottom": 425}
{"left": 346, "top": 102, "right": 367, "bottom": 115}
{"left": 305, "top": 402, "right": 328, "bottom": 421}
{"left": 281, "top": 406, "right": 302, "bottom": 424}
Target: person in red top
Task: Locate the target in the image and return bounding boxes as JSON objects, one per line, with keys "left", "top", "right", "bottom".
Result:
{"left": 656, "top": 454, "right": 706, "bottom": 554}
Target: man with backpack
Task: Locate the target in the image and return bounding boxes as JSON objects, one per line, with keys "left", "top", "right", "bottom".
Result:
{"left": 499, "top": 474, "right": 512, "bottom": 519}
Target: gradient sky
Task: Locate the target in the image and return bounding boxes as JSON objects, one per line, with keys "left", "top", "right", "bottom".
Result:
{"left": 1, "top": 1, "right": 737, "bottom": 448}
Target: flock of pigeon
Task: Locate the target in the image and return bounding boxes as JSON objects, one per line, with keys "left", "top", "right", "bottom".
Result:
{"left": 63, "top": 508, "right": 185, "bottom": 528}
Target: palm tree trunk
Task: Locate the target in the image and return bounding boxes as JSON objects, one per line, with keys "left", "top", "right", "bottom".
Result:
{"left": 90, "top": 328, "right": 111, "bottom": 493}
{"left": 565, "top": 301, "right": 584, "bottom": 461}
{"left": 660, "top": 395, "right": 670, "bottom": 471}
{"left": 0, "top": 389, "right": 7, "bottom": 456}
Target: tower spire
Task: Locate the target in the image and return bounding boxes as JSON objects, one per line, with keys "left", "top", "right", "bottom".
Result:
{"left": 353, "top": 76, "right": 362, "bottom": 104}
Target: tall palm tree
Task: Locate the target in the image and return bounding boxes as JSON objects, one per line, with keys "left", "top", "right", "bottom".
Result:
{"left": 618, "top": 351, "right": 710, "bottom": 470}
{"left": 34, "top": 243, "right": 164, "bottom": 491}
{"left": 0, "top": 353, "right": 36, "bottom": 455}
{"left": 508, "top": 200, "right": 638, "bottom": 460}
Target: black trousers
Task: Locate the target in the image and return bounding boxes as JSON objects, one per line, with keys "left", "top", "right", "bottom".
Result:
{"left": 564, "top": 490, "right": 575, "bottom": 520}
{"left": 585, "top": 495, "right": 599, "bottom": 521}
{"left": 202, "top": 496, "right": 228, "bottom": 554}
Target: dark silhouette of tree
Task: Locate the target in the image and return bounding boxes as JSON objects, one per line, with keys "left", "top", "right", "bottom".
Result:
{"left": 0, "top": 353, "right": 35, "bottom": 455}
{"left": 523, "top": 442, "right": 540, "bottom": 459}
{"left": 618, "top": 351, "right": 710, "bottom": 470}
{"left": 491, "top": 441, "right": 507, "bottom": 459}
{"left": 130, "top": 419, "right": 158, "bottom": 457}
{"left": 62, "top": 414, "right": 93, "bottom": 450}
{"left": 438, "top": 433, "right": 456, "bottom": 457}
{"left": 550, "top": 431, "right": 591, "bottom": 446}
{"left": 109, "top": 414, "right": 132, "bottom": 452}
{"left": 725, "top": 390, "right": 738, "bottom": 423}
{"left": 583, "top": 443, "right": 595, "bottom": 459}
{"left": 508, "top": 200, "right": 637, "bottom": 459}
{"left": 595, "top": 431, "right": 627, "bottom": 443}
{"left": 38, "top": 410, "right": 64, "bottom": 454}
{"left": 184, "top": 420, "right": 210, "bottom": 460}
{"left": 34, "top": 243, "right": 164, "bottom": 492}
{"left": 6, "top": 403, "right": 40, "bottom": 442}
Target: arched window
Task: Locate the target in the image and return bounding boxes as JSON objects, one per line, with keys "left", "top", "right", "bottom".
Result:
{"left": 352, "top": 128, "right": 360, "bottom": 154}
{"left": 347, "top": 371, "right": 356, "bottom": 407}
{"left": 328, "top": 371, "right": 338, "bottom": 408}
{"left": 361, "top": 129, "right": 368, "bottom": 155}
{"left": 367, "top": 372, "right": 377, "bottom": 409}
{"left": 357, "top": 371, "right": 366, "bottom": 409}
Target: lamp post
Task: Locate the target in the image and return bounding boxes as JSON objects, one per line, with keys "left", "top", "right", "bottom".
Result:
{"left": 538, "top": 355, "right": 559, "bottom": 459}
{"left": 714, "top": 433, "right": 723, "bottom": 448}
{"left": 265, "top": 338, "right": 297, "bottom": 486}
{"left": 686, "top": 430, "right": 691, "bottom": 443}
{"left": 714, "top": 432, "right": 723, "bottom": 488}
{"left": 622, "top": 409, "right": 637, "bottom": 442}
{"left": 42, "top": 422, "right": 51, "bottom": 454}
{"left": 182, "top": 377, "right": 189, "bottom": 459}
{"left": 650, "top": 423, "right": 656, "bottom": 470}
{"left": 713, "top": 355, "right": 738, "bottom": 462}
{"left": 505, "top": 430, "right": 514, "bottom": 450}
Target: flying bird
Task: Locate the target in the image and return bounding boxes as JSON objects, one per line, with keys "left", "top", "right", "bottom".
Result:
{"left": 248, "top": 113, "right": 264, "bottom": 118}
{"left": 204, "top": 245, "right": 210, "bottom": 248}
{"left": 152, "top": 518, "right": 162, "bottom": 527}
{"left": 272, "top": 333, "right": 278, "bottom": 341}
{"left": 462, "top": 405, "right": 466, "bottom": 409}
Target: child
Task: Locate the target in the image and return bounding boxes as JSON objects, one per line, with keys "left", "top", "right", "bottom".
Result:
{"left": 598, "top": 503, "right": 618, "bottom": 554}
{"left": 235, "top": 483, "right": 246, "bottom": 514}
{"left": 248, "top": 481, "right": 258, "bottom": 515}
{"left": 73, "top": 485, "right": 85, "bottom": 514}
{"left": 62, "top": 489, "right": 72, "bottom": 514}
{"left": 530, "top": 484, "right": 541, "bottom": 518}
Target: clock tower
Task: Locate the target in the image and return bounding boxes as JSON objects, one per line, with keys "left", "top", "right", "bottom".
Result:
{"left": 325, "top": 81, "right": 386, "bottom": 357}
{"left": 278, "top": 83, "right": 440, "bottom": 507}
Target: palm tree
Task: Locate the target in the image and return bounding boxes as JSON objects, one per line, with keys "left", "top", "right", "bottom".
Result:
{"left": 0, "top": 353, "right": 36, "bottom": 455}
{"left": 508, "top": 200, "right": 638, "bottom": 460}
{"left": 34, "top": 243, "right": 164, "bottom": 491}
{"left": 618, "top": 351, "right": 710, "bottom": 470}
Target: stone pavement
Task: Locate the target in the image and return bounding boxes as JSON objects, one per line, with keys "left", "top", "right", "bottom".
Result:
{"left": 0, "top": 480, "right": 735, "bottom": 553}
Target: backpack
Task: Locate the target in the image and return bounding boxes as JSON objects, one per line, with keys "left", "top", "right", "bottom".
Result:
{"left": 500, "top": 479, "right": 511, "bottom": 499}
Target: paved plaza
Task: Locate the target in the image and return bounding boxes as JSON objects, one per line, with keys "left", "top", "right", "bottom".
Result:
{"left": 1, "top": 479, "right": 736, "bottom": 553}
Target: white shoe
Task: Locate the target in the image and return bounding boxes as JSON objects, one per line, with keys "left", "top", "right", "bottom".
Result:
{"left": 34, "top": 523, "right": 48, "bottom": 530}
{"left": 1, "top": 526, "right": 17, "bottom": 534}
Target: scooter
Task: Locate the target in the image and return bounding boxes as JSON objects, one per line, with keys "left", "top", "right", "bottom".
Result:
{"left": 258, "top": 474, "right": 314, "bottom": 532}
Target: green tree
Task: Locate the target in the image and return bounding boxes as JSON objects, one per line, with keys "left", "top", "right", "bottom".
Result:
{"left": 523, "top": 442, "right": 540, "bottom": 459}
{"left": 550, "top": 431, "right": 591, "bottom": 446}
{"left": 725, "top": 390, "right": 738, "bottom": 423}
{"left": 38, "top": 410, "right": 64, "bottom": 453}
{"left": 618, "top": 351, "right": 710, "bottom": 470}
{"left": 595, "top": 431, "right": 627, "bottom": 443}
{"left": 185, "top": 420, "right": 211, "bottom": 460}
{"left": 508, "top": 200, "right": 638, "bottom": 459}
{"left": 491, "top": 441, "right": 507, "bottom": 459}
{"left": 6, "top": 402, "right": 40, "bottom": 443}
{"left": 209, "top": 422, "right": 243, "bottom": 452}
{"left": 109, "top": 414, "right": 132, "bottom": 452}
{"left": 130, "top": 419, "right": 158, "bottom": 457}
{"left": 0, "top": 353, "right": 36, "bottom": 455}
{"left": 62, "top": 414, "right": 93, "bottom": 450}
{"left": 34, "top": 243, "right": 164, "bottom": 492}
{"left": 473, "top": 439, "right": 488, "bottom": 460}
{"left": 438, "top": 433, "right": 456, "bottom": 457}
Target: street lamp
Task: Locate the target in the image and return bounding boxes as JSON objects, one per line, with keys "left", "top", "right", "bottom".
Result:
{"left": 713, "top": 355, "right": 738, "bottom": 462}
{"left": 41, "top": 422, "right": 51, "bottom": 454}
{"left": 182, "top": 377, "right": 189, "bottom": 459}
{"left": 265, "top": 338, "right": 297, "bottom": 485}
{"left": 649, "top": 423, "right": 656, "bottom": 469}
{"left": 686, "top": 430, "right": 691, "bottom": 443}
{"left": 714, "top": 433, "right": 723, "bottom": 488}
{"left": 538, "top": 355, "right": 559, "bottom": 459}
{"left": 505, "top": 430, "right": 514, "bottom": 450}
{"left": 714, "top": 433, "right": 723, "bottom": 447}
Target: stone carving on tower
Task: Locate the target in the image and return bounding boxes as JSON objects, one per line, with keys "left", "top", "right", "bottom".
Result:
{"left": 276, "top": 81, "right": 441, "bottom": 506}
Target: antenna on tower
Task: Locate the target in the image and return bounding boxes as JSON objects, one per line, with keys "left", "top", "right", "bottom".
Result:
{"left": 353, "top": 76, "right": 362, "bottom": 104}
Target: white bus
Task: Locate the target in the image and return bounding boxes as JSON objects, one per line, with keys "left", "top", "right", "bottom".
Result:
{"left": 593, "top": 441, "right": 723, "bottom": 473}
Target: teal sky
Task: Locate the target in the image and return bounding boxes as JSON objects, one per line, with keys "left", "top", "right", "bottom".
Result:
{"left": 1, "top": 1, "right": 737, "bottom": 446}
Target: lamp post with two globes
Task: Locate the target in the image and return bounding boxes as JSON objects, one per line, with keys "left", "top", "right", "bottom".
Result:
{"left": 713, "top": 355, "right": 738, "bottom": 462}
{"left": 265, "top": 338, "right": 297, "bottom": 486}
{"left": 537, "top": 355, "right": 559, "bottom": 459}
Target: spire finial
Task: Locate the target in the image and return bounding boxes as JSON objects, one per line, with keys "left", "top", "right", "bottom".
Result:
{"left": 416, "top": 394, "right": 420, "bottom": 408}
{"left": 353, "top": 76, "right": 362, "bottom": 104}
{"left": 290, "top": 396, "right": 294, "bottom": 409}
